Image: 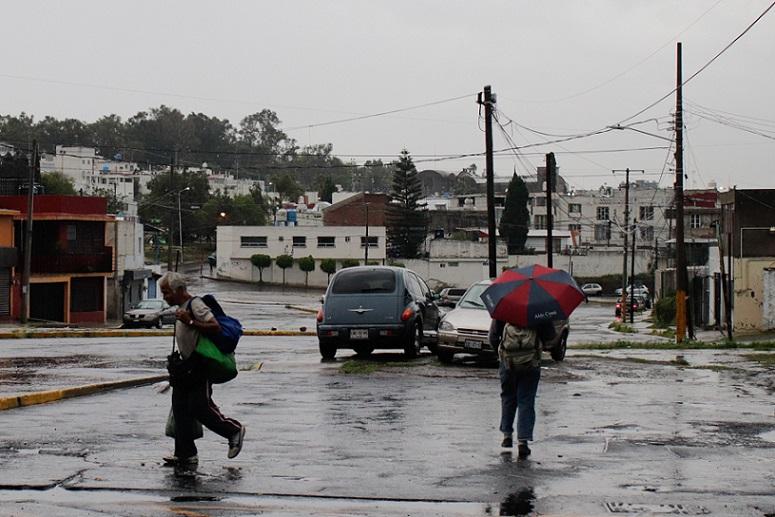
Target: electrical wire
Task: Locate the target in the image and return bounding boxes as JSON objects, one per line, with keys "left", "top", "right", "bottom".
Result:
{"left": 618, "top": 0, "right": 775, "bottom": 125}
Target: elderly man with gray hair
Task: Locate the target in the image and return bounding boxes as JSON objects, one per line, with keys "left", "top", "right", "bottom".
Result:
{"left": 159, "top": 271, "right": 245, "bottom": 468}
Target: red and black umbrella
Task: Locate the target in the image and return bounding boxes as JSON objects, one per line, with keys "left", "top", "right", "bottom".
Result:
{"left": 480, "top": 264, "right": 585, "bottom": 327}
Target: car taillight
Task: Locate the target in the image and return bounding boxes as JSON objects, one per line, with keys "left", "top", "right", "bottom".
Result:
{"left": 401, "top": 307, "right": 414, "bottom": 321}
{"left": 316, "top": 309, "right": 324, "bottom": 322}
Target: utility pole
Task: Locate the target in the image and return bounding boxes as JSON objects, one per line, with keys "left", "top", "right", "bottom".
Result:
{"left": 545, "top": 153, "right": 555, "bottom": 267}
{"left": 20, "top": 140, "right": 37, "bottom": 324}
{"left": 630, "top": 219, "right": 637, "bottom": 324}
{"left": 364, "top": 199, "right": 370, "bottom": 263}
{"left": 717, "top": 207, "right": 732, "bottom": 340}
{"left": 167, "top": 151, "right": 176, "bottom": 271}
{"left": 613, "top": 168, "right": 643, "bottom": 319}
{"left": 674, "top": 42, "right": 691, "bottom": 343}
{"left": 478, "top": 85, "right": 497, "bottom": 278}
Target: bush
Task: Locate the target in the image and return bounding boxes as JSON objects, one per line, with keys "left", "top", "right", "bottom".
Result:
{"left": 341, "top": 259, "right": 360, "bottom": 269}
{"left": 654, "top": 295, "right": 676, "bottom": 326}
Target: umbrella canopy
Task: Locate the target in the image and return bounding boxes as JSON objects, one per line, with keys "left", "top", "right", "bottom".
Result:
{"left": 480, "top": 264, "right": 584, "bottom": 327}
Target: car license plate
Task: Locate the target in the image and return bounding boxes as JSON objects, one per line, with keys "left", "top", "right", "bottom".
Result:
{"left": 350, "top": 329, "right": 368, "bottom": 340}
{"left": 464, "top": 339, "right": 482, "bottom": 350}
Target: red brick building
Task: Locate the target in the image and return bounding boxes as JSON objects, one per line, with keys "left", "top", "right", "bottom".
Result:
{"left": 323, "top": 192, "right": 388, "bottom": 227}
{"left": 0, "top": 195, "right": 114, "bottom": 324}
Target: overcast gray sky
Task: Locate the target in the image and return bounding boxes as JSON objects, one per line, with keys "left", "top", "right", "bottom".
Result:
{"left": 2, "top": 1, "right": 774, "bottom": 190}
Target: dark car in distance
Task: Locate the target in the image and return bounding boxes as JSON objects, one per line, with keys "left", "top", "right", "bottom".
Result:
{"left": 316, "top": 266, "right": 440, "bottom": 359}
{"left": 122, "top": 299, "right": 176, "bottom": 328}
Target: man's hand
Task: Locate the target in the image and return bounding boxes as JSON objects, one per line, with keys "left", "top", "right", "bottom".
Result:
{"left": 175, "top": 308, "right": 194, "bottom": 325}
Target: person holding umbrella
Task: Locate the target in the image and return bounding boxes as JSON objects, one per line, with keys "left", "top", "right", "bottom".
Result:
{"left": 481, "top": 264, "right": 585, "bottom": 459}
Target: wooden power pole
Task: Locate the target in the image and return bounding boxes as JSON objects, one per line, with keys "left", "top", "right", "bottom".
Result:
{"left": 674, "top": 42, "right": 691, "bottom": 343}
{"left": 479, "top": 85, "right": 497, "bottom": 279}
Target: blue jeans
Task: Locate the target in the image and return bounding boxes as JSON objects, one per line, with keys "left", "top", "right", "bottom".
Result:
{"left": 499, "top": 361, "right": 541, "bottom": 441}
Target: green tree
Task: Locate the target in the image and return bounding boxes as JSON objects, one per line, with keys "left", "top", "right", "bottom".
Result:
{"left": 276, "top": 254, "right": 293, "bottom": 286}
{"left": 298, "top": 255, "right": 315, "bottom": 287}
{"left": 499, "top": 173, "right": 530, "bottom": 253}
{"left": 250, "top": 254, "right": 272, "bottom": 283}
{"left": 341, "top": 259, "right": 360, "bottom": 269}
{"left": 140, "top": 169, "right": 211, "bottom": 244}
{"left": 318, "top": 176, "right": 336, "bottom": 203}
{"left": 273, "top": 173, "right": 303, "bottom": 203}
{"left": 386, "top": 150, "right": 427, "bottom": 258}
{"left": 40, "top": 172, "right": 76, "bottom": 195}
{"left": 320, "top": 258, "right": 336, "bottom": 283}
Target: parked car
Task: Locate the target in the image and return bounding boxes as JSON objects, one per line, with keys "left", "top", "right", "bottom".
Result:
{"left": 615, "top": 296, "right": 647, "bottom": 317}
{"left": 581, "top": 283, "right": 603, "bottom": 296}
{"left": 316, "top": 266, "right": 440, "bottom": 359}
{"left": 122, "top": 299, "right": 177, "bottom": 329}
{"left": 436, "top": 280, "right": 570, "bottom": 364}
{"left": 438, "top": 287, "right": 467, "bottom": 307}
{"left": 615, "top": 285, "right": 650, "bottom": 298}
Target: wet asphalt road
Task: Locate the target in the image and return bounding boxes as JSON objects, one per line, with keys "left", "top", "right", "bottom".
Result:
{"left": 0, "top": 284, "right": 773, "bottom": 516}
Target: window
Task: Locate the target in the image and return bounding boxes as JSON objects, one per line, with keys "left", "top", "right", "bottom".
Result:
{"left": 360, "top": 236, "right": 378, "bottom": 248}
{"left": 596, "top": 206, "right": 609, "bottom": 221}
{"left": 594, "top": 224, "right": 610, "bottom": 241}
{"left": 292, "top": 236, "right": 306, "bottom": 247}
{"left": 534, "top": 196, "right": 546, "bottom": 207}
{"left": 690, "top": 214, "right": 701, "bottom": 229}
{"left": 534, "top": 215, "right": 547, "bottom": 229}
{"left": 568, "top": 223, "right": 582, "bottom": 233}
{"left": 639, "top": 206, "right": 654, "bottom": 221}
{"left": 640, "top": 225, "right": 654, "bottom": 241}
{"left": 331, "top": 269, "right": 396, "bottom": 294}
{"left": 240, "top": 236, "right": 267, "bottom": 248}
{"left": 448, "top": 261, "right": 459, "bottom": 267}
{"left": 569, "top": 203, "right": 581, "bottom": 214}
{"left": 67, "top": 225, "right": 77, "bottom": 242}
{"left": 317, "top": 236, "right": 335, "bottom": 248}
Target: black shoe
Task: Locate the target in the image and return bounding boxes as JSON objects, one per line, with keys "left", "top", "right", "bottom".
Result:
{"left": 228, "top": 425, "right": 246, "bottom": 459}
{"left": 501, "top": 435, "right": 513, "bottom": 448}
{"left": 517, "top": 442, "right": 531, "bottom": 459}
{"left": 162, "top": 455, "right": 198, "bottom": 468}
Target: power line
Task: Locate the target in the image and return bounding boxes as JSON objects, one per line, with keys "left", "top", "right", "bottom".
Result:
{"left": 618, "top": 0, "right": 775, "bottom": 125}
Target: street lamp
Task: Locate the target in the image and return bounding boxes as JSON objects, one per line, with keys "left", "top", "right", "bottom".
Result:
{"left": 177, "top": 187, "right": 190, "bottom": 264}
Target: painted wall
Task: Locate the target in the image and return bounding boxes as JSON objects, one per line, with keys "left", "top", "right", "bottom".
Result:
{"left": 732, "top": 257, "right": 775, "bottom": 332}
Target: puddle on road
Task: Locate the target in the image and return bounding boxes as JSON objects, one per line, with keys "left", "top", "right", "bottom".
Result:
{"left": 498, "top": 488, "right": 535, "bottom": 516}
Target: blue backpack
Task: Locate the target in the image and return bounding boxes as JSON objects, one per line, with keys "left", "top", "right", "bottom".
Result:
{"left": 199, "top": 294, "right": 243, "bottom": 354}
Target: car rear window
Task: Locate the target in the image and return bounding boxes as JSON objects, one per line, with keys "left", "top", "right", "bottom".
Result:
{"left": 448, "top": 289, "right": 466, "bottom": 296}
{"left": 331, "top": 270, "right": 397, "bottom": 294}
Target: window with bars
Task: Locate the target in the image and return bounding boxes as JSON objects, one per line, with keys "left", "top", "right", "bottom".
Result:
{"left": 594, "top": 224, "right": 610, "bottom": 241}
{"left": 639, "top": 205, "right": 654, "bottom": 220}
{"left": 596, "top": 206, "right": 609, "bottom": 221}
{"left": 534, "top": 215, "right": 547, "bottom": 229}
{"left": 240, "top": 236, "right": 267, "bottom": 248}
{"left": 293, "top": 236, "right": 306, "bottom": 247}
{"left": 360, "top": 236, "right": 378, "bottom": 248}
{"left": 317, "top": 236, "right": 336, "bottom": 248}
{"left": 690, "top": 214, "right": 701, "bottom": 229}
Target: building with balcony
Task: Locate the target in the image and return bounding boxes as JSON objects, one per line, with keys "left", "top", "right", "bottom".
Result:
{"left": 0, "top": 195, "right": 114, "bottom": 324}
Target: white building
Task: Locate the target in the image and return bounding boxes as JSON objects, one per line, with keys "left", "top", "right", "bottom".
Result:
{"left": 40, "top": 146, "right": 140, "bottom": 203}
{"left": 215, "top": 225, "right": 387, "bottom": 287}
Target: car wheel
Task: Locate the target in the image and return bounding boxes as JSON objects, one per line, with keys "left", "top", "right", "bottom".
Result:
{"left": 404, "top": 322, "right": 422, "bottom": 358}
{"left": 319, "top": 341, "right": 337, "bottom": 360}
{"left": 437, "top": 349, "right": 454, "bottom": 364}
{"left": 355, "top": 345, "right": 373, "bottom": 358}
{"left": 550, "top": 332, "right": 568, "bottom": 361}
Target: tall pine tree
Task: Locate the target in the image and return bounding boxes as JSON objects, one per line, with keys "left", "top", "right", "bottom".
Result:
{"left": 386, "top": 150, "right": 427, "bottom": 258}
{"left": 499, "top": 173, "right": 530, "bottom": 253}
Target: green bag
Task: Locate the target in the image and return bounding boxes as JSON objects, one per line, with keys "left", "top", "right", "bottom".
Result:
{"left": 195, "top": 334, "right": 238, "bottom": 384}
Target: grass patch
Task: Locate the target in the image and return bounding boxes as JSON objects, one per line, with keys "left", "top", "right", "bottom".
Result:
{"left": 608, "top": 321, "right": 637, "bottom": 334}
{"left": 574, "top": 354, "right": 687, "bottom": 367}
{"left": 574, "top": 340, "right": 775, "bottom": 351}
{"left": 742, "top": 353, "right": 775, "bottom": 367}
{"left": 651, "top": 328, "right": 675, "bottom": 339}
{"left": 340, "top": 359, "right": 422, "bottom": 374}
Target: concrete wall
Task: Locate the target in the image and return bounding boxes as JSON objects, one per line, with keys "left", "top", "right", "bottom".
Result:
{"left": 732, "top": 257, "right": 775, "bottom": 332}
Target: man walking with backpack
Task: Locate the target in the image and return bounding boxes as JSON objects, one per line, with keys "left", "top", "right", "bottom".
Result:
{"left": 489, "top": 318, "right": 555, "bottom": 459}
{"left": 160, "top": 272, "right": 246, "bottom": 468}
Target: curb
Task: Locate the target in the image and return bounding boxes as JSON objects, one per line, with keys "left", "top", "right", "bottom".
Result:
{"left": 0, "top": 329, "right": 317, "bottom": 339}
{"left": 0, "top": 374, "right": 169, "bottom": 411}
